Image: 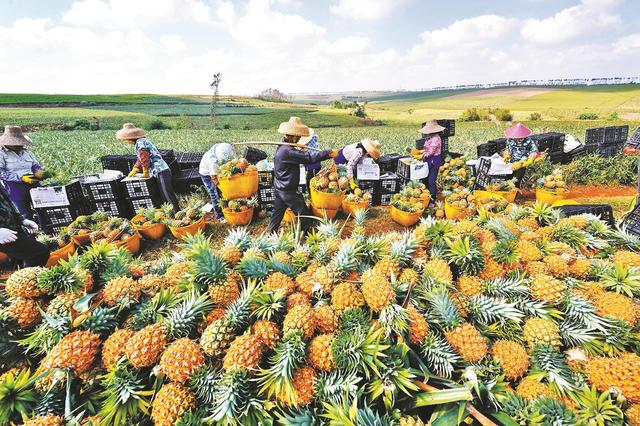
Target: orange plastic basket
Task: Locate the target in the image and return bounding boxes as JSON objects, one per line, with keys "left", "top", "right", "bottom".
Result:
{"left": 223, "top": 208, "right": 254, "bottom": 226}
{"left": 390, "top": 205, "right": 423, "bottom": 227}
{"left": 217, "top": 170, "right": 258, "bottom": 200}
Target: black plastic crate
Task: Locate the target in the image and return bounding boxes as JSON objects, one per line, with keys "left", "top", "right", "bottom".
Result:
{"left": 30, "top": 180, "right": 86, "bottom": 209}
{"left": 421, "top": 119, "right": 455, "bottom": 137}
{"left": 554, "top": 204, "right": 615, "bottom": 227}
{"left": 562, "top": 145, "right": 587, "bottom": 164}
{"left": 379, "top": 193, "right": 394, "bottom": 206}
{"left": 36, "top": 202, "right": 93, "bottom": 227}
{"left": 626, "top": 127, "right": 640, "bottom": 149}
{"left": 586, "top": 128, "right": 605, "bottom": 146}
{"left": 176, "top": 152, "right": 204, "bottom": 170}
{"left": 472, "top": 157, "right": 493, "bottom": 190}
{"left": 441, "top": 136, "right": 449, "bottom": 156}
{"left": 259, "top": 187, "right": 275, "bottom": 204}
{"left": 101, "top": 155, "right": 137, "bottom": 174}
{"left": 81, "top": 178, "right": 123, "bottom": 202}
{"left": 621, "top": 204, "right": 640, "bottom": 236}
{"left": 604, "top": 127, "right": 617, "bottom": 144}
{"left": 244, "top": 147, "right": 268, "bottom": 164}
{"left": 477, "top": 142, "right": 503, "bottom": 158}
{"left": 128, "top": 197, "right": 162, "bottom": 214}
{"left": 533, "top": 133, "right": 564, "bottom": 153}
{"left": 549, "top": 151, "right": 565, "bottom": 164}
{"left": 122, "top": 178, "right": 159, "bottom": 199}
{"left": 297, "top": 185, "right": 308, "bottom": 196}
{"left": 599, "top": 142, "right": 623, "bottom": 158}
{"left": 616, "top": 126, "right": 629, "bottom": 143}
{"left": 173, "top": 169, "right": 204, "bottom": 193}
{"left": 92, "top": 199, "right": 130, "bottom": 218}
{"left": 380, "top": 173, "right": 399, "bottom": 194}
{"left": 258, "top": 171, "right": 274, "bottom": 187}
{"left": 415, "top": 138, "right": 425, "bottom": 150}
{"left": 358, "top": 179, "right": 380, "bottom": 192}
{"left": 377, "top": 153, "right": 402, "bottom": 174}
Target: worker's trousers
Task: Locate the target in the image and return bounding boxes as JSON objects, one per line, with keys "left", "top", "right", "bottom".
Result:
{"left": 266, "top": 189, "right": 312, "bottom": 234}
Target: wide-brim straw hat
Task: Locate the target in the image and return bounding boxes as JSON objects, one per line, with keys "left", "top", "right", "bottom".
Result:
{"left": 299, "top": 128, "right": 315, "bottom": 146}
{"left": 419, "top": 120, "right": 446, "bottom": 135}
{"left": 116, "top": 123, "right": 147, "bottom": 140}
{"left": 361, "top": 138, "right": 381, "bottom": 159}
{"left": 0, "top": 125, "right": 34, "bottom": 146}
{"left": 278, "top": 117, "right": 310, "bottom": 138}
{"left": 504, "top": 123, "right": 532, "bottom": 139}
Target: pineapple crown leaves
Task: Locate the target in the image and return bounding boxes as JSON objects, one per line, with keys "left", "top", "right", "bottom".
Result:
{"left": 126, "top": 289, "right": 178, "bottom": 331}
{"left": 528, "top": 201, "right": 559, "bottom": 226}
{"left": 314, "top": 370, "right": 362, "bottom": 407}
{"left": 164, "top": 291, "right": 213, "bottom": 340}
{"left": 0, "top": 313, "right": 23, "bottom": 369}
{"left": 389, "top": 232, "right": 418, "bottom": 268}
{"left": 530, "top": 344, "right": 576, "bottom": 394}
{"left": 223, "top": 227, "right": 252, "bottom": 251}
{"left": 237, "top": 257, "right": 270, "bottom": 281}
{"left": 321, "top": 398, "right": 395, "bottom": 426}
{"left": 78, "top": 241, "right": 118, "bottom": 276}
{"left": 444, "top": 235, "right": 486, "bottom": 276}
{"left": 276, "top": 407, "right": 321, "bottom": 426}
{"left": 251, "top": 289, "right": 286, "bottom": 321}
{"left": 188, "top": 364, "right": 220, "bottom": 406}
{"left": 490, "top": 239, "right": 520, "bottom": 265}
{"left": 361, "top": 237, "right": 389, "bottom": 265}
{"left": 559, "top": 320, "right": 601, "bottom": 349}
{"left": 36, "top": 261, "right": 84, "bottom": 294}
{"left": 573, "top": 386, "right": 624, "bottom": 425}
{"left": 483, "top": 218, "right": 516, "bottom": 241}
{"left": 583, "top": 214, "right": 611, "bottom": 238}
{"left": 484, "top": 273, "right": 529, "bottom": 298}
{"left": 18, "top": 312, "right": 70, "bottom": 356}
{"left": 607, "top": 227, "right": 640, "bottom": 250}
{"left": 377, "top": 304, "right": 409, "bottom": 339}
{"left": 257, "top": 331, "right": 306, "bottom": 400}
{"left": 176, "top": 406, "right": 209, "bottom": 426}
{"left": 331, "top": 327, "right": 389, "bottom": 380}
{"left": 35, "top": 387, "right": 65, "bottom": 417}
{"left": 208, "top": 368, "right": 268, "bottom": 425}
{"left": 316, "top": 218, "right": 342, "bottom": 239}
{"left": 0, "top": 369, "right": 39, "bottom": 425}
{"left": 268, "top": 259, "right": 296, "bottom": 277}
{"left": 339, "top": 307, "right": 372, "bottom": 332}
{"left": 425, "top": 288, "right": 463, "bottom": 330}
{"left": 512, "top": 297, "right": 560, "bottom": 321}
{"left": 223, "top": 280, "right": 256, "bottom": 331}
{"left": 419, "top": 332, "right": 460, "bottom": 379}
{"left": 99, "top": 249, "right": 135, "bottom": 283}
{"left": 98, "top": 361, "right": 153, "bottom": 426}
{"left": 418, "top": 216, "right": 454, "bottom": 247}
{"left": 78, "top": 306, "right": 120, "bottom": 337}
{"left": 353, "top": 208, "right": 368, "bottom": 225}
{"left": 598, "top": 263, "right": 640, "bottom": 297}
{"left": 562, "top": 294, "right": 611, "bottom": 333}
{"left": 500, "top": 393, "right": 545, "bottom": 425}
{"left": 251, "top": 234, "right": 277, "bottom": 255}
{"left": 506, "top": 204, "right": 530, "bottom": 222}
{"left": 186, "top": 242, "right": 229, "bottom": 289}
{"left": 466, "top": 296, "right": 524, "bottom": 326}
{"left": 550, "top": 224, "right": 588, "bottom": 249}
{"left": 330, "top": 241, "right": 363, "bottom": 277}
{"left": 531, "top": 396, "right": 577, "bottom": 425}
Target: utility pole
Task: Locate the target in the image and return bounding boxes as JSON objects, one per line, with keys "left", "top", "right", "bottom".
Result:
{"left": 210, "top": 72, "right": 221, "bottom": 128}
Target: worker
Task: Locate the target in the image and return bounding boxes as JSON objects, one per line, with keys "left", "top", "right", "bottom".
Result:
{"left": 116, "top": 123, "right": 180, "bottom": 213}
{"left": 301, "top": 128, "right": 321, "bottom": 186}
{"left": 334, "top": 138, "right": 381, "bottom": 183}
{"left": 504, "top": 123, "right": 538, "bottom": 187}
{"left": 0, "top": 183, "right": 50, "bottom": 267}
{"left": 0, "top": 125, "right": 47, "bottom": 220}
{"left": 199, "top": 142, "right": 236, "bottom": 223}
{"left": 266, "top": 117, "right": 336, "bottom": 234}
{"left": 420, "top": 120, "right": 446, "bottom": 204}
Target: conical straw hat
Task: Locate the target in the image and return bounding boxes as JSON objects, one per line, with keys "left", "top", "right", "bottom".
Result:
{"left": 419, "top": 120, "right": 446, "bottom": 135}
{"left": 116, "top": 123, "right": 146, "bottom": 140}
{"left": 277, "top": 117, "right": 310, "bottom": 137}
{"left": 0, "top": 125, "right": 34, "bottom": 146}
{"left": 361, "top": 138, "right": 381, "bottom": 159}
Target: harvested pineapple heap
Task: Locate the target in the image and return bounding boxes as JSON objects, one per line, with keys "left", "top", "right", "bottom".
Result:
{"left": 311, "top": 164, "right": 349, "bottom": 193}
{"left": 2, "top": 202, "right": 640, "bottom": 425}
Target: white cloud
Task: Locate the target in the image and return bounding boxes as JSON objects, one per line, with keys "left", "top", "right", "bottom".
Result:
{"left": 612, "top": 33, "right": 640, "bottom": 53}
{"left": 330, "top": 0, "right": 411, "bottom": 21}
{"left": 63, "top": 0, "right": 211, "bottom": 28}
{"left": 415, "top": 15, "right": 515, "bottom": 49}
{"left": 160, "top": 35, "right": 186, "bottom": 54}
{"left": 322, "top": 36, "right": 370, "bottom": 54}
{"left": 521, "top": 0, "right": 620, "bottom": 45}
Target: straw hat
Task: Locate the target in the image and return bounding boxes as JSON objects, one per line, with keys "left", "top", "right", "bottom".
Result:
{"left": 361, "top": 138, "right": 381, "bottom": 160}
{"left": 277, "top": 117, "right": 310, "bottom": 138}
{"left": 116, "top": 123, "right": 146, "bottom": 140}
{"left": 0, "top": 125, "right": 34, "bottom": 146}
{"left": 504, "top": 123, "right": 532, "bottom": 139}
{"left": 419, "top": 120, "right": 446, "bottom": 135}
{"left": 299, "top": 128, "right": 315, "bottom": 146}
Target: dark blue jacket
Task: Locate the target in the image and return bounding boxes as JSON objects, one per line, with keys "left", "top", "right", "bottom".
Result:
{"left": 274, "top": 144, "right": 332, "bottom": 191}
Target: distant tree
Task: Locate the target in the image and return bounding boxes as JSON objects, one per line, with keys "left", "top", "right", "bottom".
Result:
{"left": 529, "top": 112, "right": 542, "bottom": 121}
{"left": 257, "top": 88, "right": 292, "bottom": 103}
{"left": 331, "top": 100, "right": 344, "bottom": 109}
{"left": 354, "top": 102, "right": 366, "bottom": 118}
{"left": 578, "top": 112, "right": 599, "bottom": 120}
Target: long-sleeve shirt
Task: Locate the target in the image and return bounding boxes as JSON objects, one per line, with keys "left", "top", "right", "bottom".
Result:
{"left": 274, "top": 143, "right": 332, "bottom": 191}
{"left": 422, "top": 134, "right": 442, "bottom": 160}
{"left": 200, "top": 144, "right": 223, "bottom": 176}
{"left": 506, "top": 137, "right": 538, "bottom": 163}
{"left": 133, "top": 138, "right": 169, "bottom": 177}
{"left": 0, "top": 147, "right": 42, "bottom": 182}
{"left": 305, "top": 134, "right": 321, "bottom": 171}
{"left": 0, "top": 183, "right": 24, "bottom": 231}
{"left": 342, "top": 142, "right": 365, "bottom": 179}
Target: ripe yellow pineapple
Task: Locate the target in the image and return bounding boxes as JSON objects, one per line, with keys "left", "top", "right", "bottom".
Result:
{"left": 308, "top": 333, "right": 335, "bottom": 371}
{"left": 295, "top": 269, "right": 315, "bottom": 296}
{"left": 517, "top": 240, "right": 542, "bottom": 262}
{"left": 626, "top": 404, "right": 640, "bottom": 426}
{"left": 277, "top": 365, "right": 316, "bottom": 407}
{"left": 151, "top": 383, "right": 196, "bottom": 426}
{"left": 407, "top": 304, "right": 429, "bottom": 345}
{"left": 6, "top": 297, "right": 41, "bottom": 328}
{"left": 272, "top": 250, "right": 292, "bottom": 265}
{"left": 361, "top": 268, "right": 396, "bottom": 312}
{"left": 490, "top": 340, "right": 530, "bottom": 380}
{"left": 265, "top": 272, "right": 296, "bottom": 296}
{"left": 287, "top": 292, "right": 312, "bottom": 310}
{"left": 457, "top": 275, "right": 484, "bottom": 297}
{"left": 164, "top": 261, "right": 194, "bottom": 286}
{"left": 23, "top": 414, "right": 64, "bottom": 426}
{"left": 160, "top": 338, "right": 205, "bottom": 383}
{"left": 314, "top": 305, "right": 338, "bottom": 334}
{"left": 399, "top": 268, "right": 420, "bottom": 286}
{"left": 525, "top": 261, "right": 547, "bottom": 276}
{"left": 500, "top": 218, "right": 522, "bottom": 237}
{"left": 450, "top": 293, "right": 470, "bottom": 318}
{"left": 478, "top": 258, "right": 505, "bottom": 280}
{"left": 543, "top": 255, "right": 569, "bottom": 278}
{"left": 331, "top": 282, "right": 365, "bottom": 313}
{"left": 445, "top": 323, "right": 487, "bottom": 362}
{"left": 127, "top": 264, "right": 145, "bottom": 279}
{"left": 515, "top": 377, "right": 555, "bottom": 400}
{"left": 424, "top": 259, "right": 453, "bottom": 283}
{"left": 523, "top": 317, "right": 561, "bottom": 349}
{"left": 593, "top": 292, "right": 640, "bottom": 327}
{"left": 102, "top": 328, "right": 135, "bottom": 368}
{"left": 222, "top": 332, "right": 265, "bottom": 372}
{"left": 137, "top": 274, "right": 166, "bottom": 296}
{"left": 5, "top": 267, "right": 44, "bottom": 298}
{"left": 218, "top": 245, "right": 242, "bottom": 266}
{"left": 41, "top": 330, "right": 101, "bottom": 375}
{"left": 199, "top": 307, "right": 227, "bottom": 333}
{"left": 585, "top": 353, "right": 640, "bottom": 402}
{"left": 125, "top": 323, "right": 168, "bottom": 368}
{"left": 252, "top": 319, "right": 281, "bottom": 349}
{"left": 519, "top": 230, "right": 539, "bottom": 242}
{"left": 517, "top": 217, "right": 539, "bottom": 231}
{"left": 103, "top": 276, "right": 141, "bottom": 306}
{"left": 477, "top": 228, "right": 497, "bottom": 246}
{"left": 398, "top": 416, "right": 427, "bottom": 426}
{"left": 451, "top": 220, "right": 481, "bottom": 237}
{"left": 613, "top": 250, "right": 640, "bottom": 268}
{"left": 529, "top": 274, "right": 565, "bottom": 304}
{"left": 373, "top": 255, "right": 401, "bottom": 279}
{"left": 312, "top": 265, "right": 339, "bottom": 294}
{"left": 209, "top": 273, "right": 240, "bottom": 307}
{"left": 283, "top": 304, "right": 316, "bottom": 339}
{"left": 568, "top": 258, "right": 591, "bottom": 278}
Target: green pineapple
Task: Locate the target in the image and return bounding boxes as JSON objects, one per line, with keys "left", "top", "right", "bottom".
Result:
{"left": 37, "top": 261, "right": 85, "bottom": 294}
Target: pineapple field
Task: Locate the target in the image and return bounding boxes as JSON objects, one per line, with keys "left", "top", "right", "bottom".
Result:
{"left": 2, "top": 199, "right": 640, "bottom": 425}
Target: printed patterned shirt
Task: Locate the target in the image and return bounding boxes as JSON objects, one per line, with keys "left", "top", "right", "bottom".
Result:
{"left": 0, "top": 147, "right": 42, "bottom": 182}
{"left": 422, "top": 134, "right": 442, "bottom": 159}
{"left": 0, "top": 183, "right": 23, "bottom": 231}
{"left": 342, "top": 142, "right": 365, "bottom": 179}
{"left": 134, "top": 138, "right": 169, "bottom": 177}
{"left": 506, "top": 137, "right": 538, "bottom": 162}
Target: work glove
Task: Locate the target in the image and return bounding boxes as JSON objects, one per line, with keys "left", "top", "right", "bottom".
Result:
{"left": 21, "top": 175, "right": 39, "bottom": 184}
{"left": 0, "top": 228, "right": 17, "bottom": 244}
{"left": 142, "top": 168, "right": 150, "bottom": 178}
{"left": 127, "top": 167, "right": 140, "bottom": 178}
{"left": 329, "top": 149, "right": 339, "bottom": 158}
{"left": 33, "top": 170, "right": 45, "bottom": 179}
{"left": 350, "top": 178, "right": 357, "bottom": 190}
{"left": 22, "top": 219, "right": 39, "bottom": 235}
{"left": 211, "top": 175, "right": 219, "bottom": 187}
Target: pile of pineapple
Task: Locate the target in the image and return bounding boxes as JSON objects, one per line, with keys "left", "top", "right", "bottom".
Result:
{"left": 218, "top": 197, "right": 258, "bottom": 212}
{"left": 344, "top": 187, "right": 373, "bottom": 203}
{"left": 167, "top": 199, "right": 206, "bottom": 228}
{"left": 2, "top": 202, "right": 640, "bottom": 425}
{"left": 63, "top": 212, "right": 111, "bottom": 240}
{"left": 391, "top": 186, "right": 426, "bottom": 213}
{"left": 439, "top": 156, "right": 475, "bottom": 191}
{"left": 537, "top": 169, "right": 567, "bottom": 194}
{"left": 311, "top": 164, "right": 349, "bottom": 194}
{"left": 445, "top": 187, "right": 477, "bottom": 211}
{"left": 217, "top": 157, "right": 256, "bottom": 179}
{"left": 88, "top": 217, "right": 136, "bottom": 244}
{"left": 486, "top": 178, "right": 517, "bottom": 192}
{"left": 132, "top": 205, "right": 172, "bottom": 226}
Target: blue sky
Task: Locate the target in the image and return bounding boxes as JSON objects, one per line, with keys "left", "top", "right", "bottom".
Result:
{"left": 2, "top": 0, "right": 640, "bottom": 94}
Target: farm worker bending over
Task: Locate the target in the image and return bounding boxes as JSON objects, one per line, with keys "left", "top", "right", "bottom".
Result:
{"left": 504, "top": 123, "right": 538, "bottom": 188}
{"left": 302, "top": 129, "right": 321, "bottom": 186}
{"left": 116, "top": 123, "right": 180, "bottom": 213}
{"left": 0, "top": 183, "right": 50, "bottom": 267}
{"left": 199, "top": 142, "right": 236, "bottom": 223}
{"left": 334, "top": 138, "right": 381, "bottom": 184}
{"left": 0, "top": 125, "right": 47, "bottom": 220}
{"left": 266, "top": 117, "right": 337, "bottom": 234}
{"left": 420, "top": 120, "right": 446, "bottom": 205}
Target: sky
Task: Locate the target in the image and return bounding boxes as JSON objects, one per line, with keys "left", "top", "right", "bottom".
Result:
{"left": 1, "top": 0, "right": 640, "bottom": 95}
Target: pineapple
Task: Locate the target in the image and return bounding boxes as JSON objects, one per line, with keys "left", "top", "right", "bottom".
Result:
{"left": 457, "top": 275, "right": 484, "bottom": 298}
{"left": 102, "top": 328, "right": 135, "bottom": 368}
{"left": 399, "top": 416, "right": 427, "bottom": 426}
{"left": 451, "top": 219, "right": 481, "bottom": 237}
{"left": 515, "top": 377, "right": 555, "bottom": 400}
{"left": 308, "top": 334, "right": 335, "bottom": 371}
{"left": 407, "top": 304, "right": 429, "bottom": 345}
{"left": 585, "top": 353, "right": 640, "bottom": 402}
{"left": 208, "top": 271, "right": 241, "bottom": 307}
{"left": 102, "top": 276, "right": 141, "bottom": 306}
{"left": 283, "top": 304, "right": 316, "bottom": 340}
{"left": 543, "top": 255, "right": 569, "bottom": 278}
{"left": 517, "top": 240, "right": 542, "bottom": 262}
{"left": 277, "top": 365, "right": 317, "bottom": 407}
{"left": 568, "top": 258, "right": 592, "bottom": 278}
{"left": 523, "top": 317, "right": 561, "bottom": 349}
{"left": 271, "top": 250, "right": 292, "bottom": 266}
{"left": 491, "top": 340, "right": 530, "bottom": 380}
{"left": 361, "top": 268, "right": 396, "bottom": 312}
{"left": 137, "top": 274, "right": 166, "bottom": 296}
{"left": 164, "top": 261, "right": 194, "bottom": 287}
{"left": 201, "top": 286, "right": 252, "bottom": 358}
{"left": 529, "top": 274, "right": 566, "bottom": 304}
{"left": 5, "top": 297, "right": 41, "bottom": 328}
{"left": 444, "top": 323, "right": 488, "bottom": 363}
{"left": 265, "top": 272, "right": 296, "bottom": 296}
{"left": 331, "top": 282, "right": 365, "bottom": 313}
{"left": 287, "top": 292, "right": 311, "bottom": 310}
{"left": 45, "top": 292, "right": 78, "bottom": 318}
{"left": 423, "top": 258, "right": 453, "bottom": 283}
{"left": 151, "top": 383, "right": 196, "bottom": 426}
{"left": 126, "top": 323, "right": 168, "bottom": 368}
{"left": 159, "top": 338, "right": 205, "bottom": 383}
{"left": 222, "top": 332, "right": 266, "bottom": 372}
{"left": 351, "top": 208, "right": 368, "bottom": 237}
{"left": 252, "top": 319, "right": 281, "bottom": 349}
{"left": 5, "top": 267, "right": 44, "bottom": 298}
{"left": 218, "top": 245, "right": 242, "bottom": 266}
{"left": 626, "top": 404, "right": 640, "bottom": 426}
{"left": 23, "top": 414, "right": 64, "bottom": 426}
{"left": 593, "top": 291, "right": 640, "bottom": 327}
{"left": 314, "top": 305, "right": 338, "bottom": 334}
{"left": 525, "top": 261, "right": 547, "bottom": 276}
{"left": 399, "top": 268, "right": 420, "bottom": 286}
{"left": 40, "top": 330, "right": 101, "bottom": 375}
{"left": 612, "top": 250, "right": 640, "bottom": 268}
{"left": 478, "top": 257, "right": 505, "bottom": 280}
